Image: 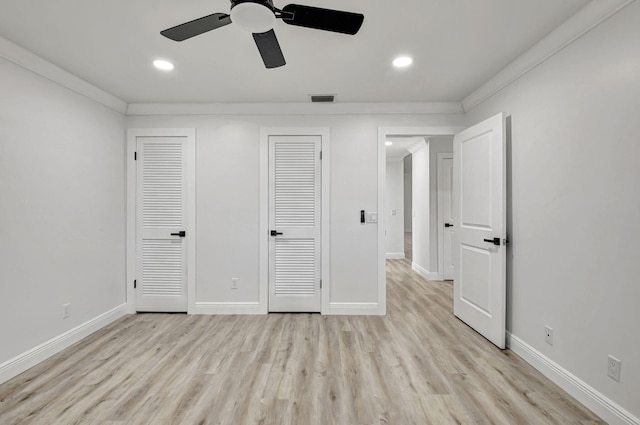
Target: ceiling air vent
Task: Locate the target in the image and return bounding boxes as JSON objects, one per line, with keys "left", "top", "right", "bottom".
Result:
{"left": 311, "top": 95, "right": 335, "bottom": 103}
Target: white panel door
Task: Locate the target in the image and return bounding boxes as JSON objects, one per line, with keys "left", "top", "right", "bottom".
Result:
{"left": 136, "top": 137, "right": 188, "bottom": 312}
{"left": 268, "top": 135, "right": 321, "bottom": 312}
{"left": 442, "top": 158, "right": 455, "bottom": 280}
{"left": 453, "top": 113, "right": 506, "bottom": 349}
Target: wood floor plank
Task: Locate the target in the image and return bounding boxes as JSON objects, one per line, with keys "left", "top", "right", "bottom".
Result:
{"left": 0, "top": 251, "right": 608, "bottom": 424}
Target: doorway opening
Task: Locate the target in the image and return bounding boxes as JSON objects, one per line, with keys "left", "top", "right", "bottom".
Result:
{"left": 383, "top": 133, "right": 455, "bottom": 281}
{"left": 377, "top": 127, "right": 462, "bottom": 314}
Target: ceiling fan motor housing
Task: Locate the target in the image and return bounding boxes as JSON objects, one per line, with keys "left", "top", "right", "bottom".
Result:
{"left": 230, "top": 0, "right": 277, "bottom": 33}
{"left": 230, "top": 0, "right": 275, "bottom": 9}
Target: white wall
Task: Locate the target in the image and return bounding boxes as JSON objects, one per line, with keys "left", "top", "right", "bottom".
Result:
{"left": 386, "top": 160, "right": 404, "bottom": 258}
{"left": 428, "top": 137, "right": 453, "bottom": 275}
{"left": 0, "top": 58, "right": 126, "bottom": 366}
{"left": 126, "top": 114, "right": 464, "bottom": 309}
{"left": 465, "top": 2, "right": 640, "bottom": 421}
{"left": 403, "top": 155, "right": 412, "bottom": 233}
{"left": 409, "top": 140, "right": 430, "bottom": 276}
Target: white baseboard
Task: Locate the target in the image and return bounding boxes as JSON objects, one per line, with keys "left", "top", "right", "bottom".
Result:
{"left": 326, "top": 302, "right": 381, "bottom": 315}
{"left": 193, "top": 302, "right": 382, "bottom": 316}
{"left": 192, "top": 302, "right": 263, "bottom": 315}
{"left": 411, "top": 262, "right": 439, "bottom": 281}
{"left": 386, "top": 252, "right": 406, "bottom": 259}
{"left": 0, "top": 303, "right": 128, "bottom": 385}
{"left": 507, "top": 332, "right": 639, "bottom": 425}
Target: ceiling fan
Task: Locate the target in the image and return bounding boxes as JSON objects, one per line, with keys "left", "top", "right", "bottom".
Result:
{"left": 160, "top": 0, "right": 364, "bottom": 69}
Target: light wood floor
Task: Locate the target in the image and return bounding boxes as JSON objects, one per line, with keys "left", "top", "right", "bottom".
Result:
{"left": 0, "top": 260, "right": 605, "bottom": 424}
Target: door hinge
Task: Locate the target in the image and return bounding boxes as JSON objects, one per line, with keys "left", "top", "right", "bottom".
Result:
{"left": 134, "top": 152, "right": 137, "bottom": 160}
{"left": 134, "top": 279, "right": 137, "bottom": 289}
{"left": 320, "top": 151, "right": 322, "bottom": 160}
{"left": 320, "top": 279, "right": 322, "bottom": 289}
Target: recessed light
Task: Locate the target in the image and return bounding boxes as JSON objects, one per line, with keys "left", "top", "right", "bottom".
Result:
{"left": 393, "top": 56, "right": 413, "bottom": 68}
{"left": 153, "top": 59, "right": 174, "bottom": 71}
{"left": 385, "top": 141, "right": 393, "bottom": 146}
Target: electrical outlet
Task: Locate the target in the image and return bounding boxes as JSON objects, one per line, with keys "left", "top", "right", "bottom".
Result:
{"left": 231, "top": 278, "right": 239, "bottom": 289}
{"left": 63, "top": 303, "right": 71, "bottom": 319}
{"left": 607, "top": 355, "right": 621, "bottom": 382}
{"left": 544, "top": 325, "right": 553, "bottom": 345}
{"left": 366, "top": 212, "right": 378, "bottom": 223}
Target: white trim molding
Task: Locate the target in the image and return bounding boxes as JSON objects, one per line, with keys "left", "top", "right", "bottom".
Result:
{"left": 326, "top": 303, "right": 380, "bottom": 316}
{"left": 407, "top": 139, "right": 428, "bottom": 154}
{"left": 386, "top": 253, "right": 406, "bottom": 260}
{"left": 259, "top": 127, "right": 331, "bottom": 315}
{"left": 126, "top": 102, "right": 463, "bottom": 116}
{"left": 0, "top": 36, "right": 127, "bottom": 114}
{"left": 0, "top": 304, "right": 128, "bottom": 385}
{"left": 462, "top": 0, "right": 635, "bottom": 111}
{"left": 192, "top": 302, "right": 262, "bottom": 315}
{"left": 411, "top": 262, "right": 439, "bottom": 281}
{"left": 507, "top": 332, "right": 639, "bottom": 425}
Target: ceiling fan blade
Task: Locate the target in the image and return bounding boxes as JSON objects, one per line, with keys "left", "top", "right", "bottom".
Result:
{"left": 281, "top": 4, "right": 364, "bottom": 35}
{"left": 253, "top": 29, "right": 286, "bottom": 69}
{"left": 161, "top": 13, "right": 231, "bottom": 41}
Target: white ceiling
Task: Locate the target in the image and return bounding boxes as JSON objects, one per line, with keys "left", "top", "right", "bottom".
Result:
{"left": 0, "top": 0, "right": 589, "bottom": 104}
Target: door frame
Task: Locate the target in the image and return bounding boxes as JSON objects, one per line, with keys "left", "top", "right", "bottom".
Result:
{"left": 259, "top": 128, "right": 330, "bottom": 314}
{"left": 126, "top": 128, "right": 197, "bottom": 314}
{"left": 377, "top": 126, "right": 463, "bottom": 314}
{"left": 437, "top": 152, "right": 454, "bottom": 280}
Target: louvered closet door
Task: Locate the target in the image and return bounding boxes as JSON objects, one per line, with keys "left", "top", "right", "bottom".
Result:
{"left": 136, "top": 137, "right": 188, "bottom": 312}
{"left": 268, "top": 135, "right": 321, "bottom": 312}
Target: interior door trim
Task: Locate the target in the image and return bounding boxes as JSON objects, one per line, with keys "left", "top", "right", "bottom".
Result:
{"left": 126, "top": 128, "right": 196, "bottom": 314}
{"left": 259, "top": 127, "right": 330, "bottom": 314}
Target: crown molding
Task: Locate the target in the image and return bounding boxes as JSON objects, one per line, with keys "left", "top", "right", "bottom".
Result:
{"left": 462, "top": 0, "right": 635, "bottom": 112}
{"left": 0, "top": 36, "right": 127, "bottom": 114}
{"left": 125, "top": 101, "right": 464, "bottom": 116}
{"left": 407, "top": 139, "right": 428, "bottom": 153}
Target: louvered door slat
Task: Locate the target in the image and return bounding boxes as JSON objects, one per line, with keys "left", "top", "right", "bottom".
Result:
{"left": 275, "top": 239, "right": 315, "bottom": 295}
{"left": 274, "top": 142, "right": 316, "bottom": 229}
{"left": 143, "top": 142, "right": 183, "bottom": 228}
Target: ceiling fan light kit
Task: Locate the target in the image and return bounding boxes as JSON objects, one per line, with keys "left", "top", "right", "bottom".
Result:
{"left": 160, "top": 0, "right": 364, "bottom": 69}
{"left": 230, "top": 0, "right": 277, "bottom": 33}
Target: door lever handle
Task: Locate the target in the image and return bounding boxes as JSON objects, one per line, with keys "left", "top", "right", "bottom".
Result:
{"left": 483, "top": 237, "right": 500, "bottom": 246}
{"left": 270, "top": 230, "right": 283, "bottom": 236}
{"left": 445, "top": 223, "right": 454, "bottom": 228}
{"left": 170, "top": 231, "right": 186, "bottom": 237}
